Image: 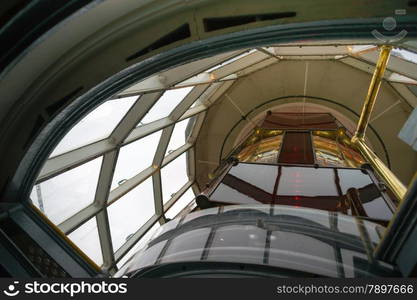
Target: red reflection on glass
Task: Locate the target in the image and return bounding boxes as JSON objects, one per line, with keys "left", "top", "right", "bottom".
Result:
{"left": 261, "top": 112, "right": 338, "bottom": 130}
{"left": 278, "top": 132, "right": 314, "bottom": 164}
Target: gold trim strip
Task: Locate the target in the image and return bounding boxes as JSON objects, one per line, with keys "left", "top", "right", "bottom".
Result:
{"left": 352, "top": 137, "right": 406, "bottom": 202}
{"left": 351, "top": 45, "right": 406, "bottom": 202}
{"left": 354, "top": 45, "right": 392, "bottom": 139}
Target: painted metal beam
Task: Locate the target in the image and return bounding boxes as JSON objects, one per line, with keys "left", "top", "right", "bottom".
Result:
{"left": 169, "top": 84, "right": 209, "bottom": 121}
{"left": 94, "top": 149, "right": 119, "bottom": 207}
{"left": 114, "top": 214, "right": 160, "bottom": 263}
{"left": 38, "top": 139, "right": 113, "bottom": 182}
{"left": 152, "top": 171, "right": 164, "bottom": 225}
{"left": 211, "top": 51, "right": 270, "bottom": 80}
{"left": 116, "top": 50, "right": 243, "bottom": 97}
{"left": 152, "top": 125, "right": 174, "bottom": 167}
{"left": 163, "top": 181, "right": 193, "bottom": 214}
{"left": 188, "top": 111, "right": 206, "bottom": 144}
{"left": 188, "top": 147, "right": 196, "bottom": 182}
{"left": 96, "top": 210, "right": 115, "bottom": 271}
{"left": 110, "top": 92, "right": 163, "bottom": 145}
{"left": 108, "top": 143, "right": 192, "bottom": 204}
{"left": 58, "top": 204, "right": 101, "bottom": 234}
{"left": 38, "top": 106, "right": 208, "bottom": 182}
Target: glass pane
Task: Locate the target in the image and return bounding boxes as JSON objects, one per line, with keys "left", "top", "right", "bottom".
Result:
{"left": 139, "top": 87, "right": 193, "bottom": 125}
{"left": 276, "top": 166, "right": 342, "bottom": 211}
{"left": 237, "top": 135, "right": 282, "bottom": 163}
{"left": 182, "top": 207, "right": 220, "bottom": 225}
{"left": 398, "top": 105, "right": 417, "bottom": 151}
{"left": 338, "top": 169, "right": 373, "bottom": 194}
{"left": 338, "top": 142, "right": 365, "bottom": 168}
{"left": 408, "top": 85, "right": 417, "bottom": 98}
{"left": 207, "top": 225, "right": 266, "bottom": 265}
{"left": 273, "top": 205, "right": 331, "bottom": 228}
{"left": 160, "top": 228, "right": 211, "bottom": 263}
{"left": 388, "top": 73, "right": 417, "bottom": 84}
{"left": 361, "top": 197, "right": 393, "bottom": 220}
{"left": 111, "top": 131, "right": 162, "bottom": 190}
{"left": 205, "top": 49, "right": 256, "bottom": 72}
{"left": 229, "top": 163, "right": 277, "bottom": 194}
{"left": 120, "top": 240, "right": 168, "bottom": 272}
{"left": 166, "top": 118, "right": 190, "bottom": 155}
{"left": 210, "top": 184, "right": 263, "bottom": 204}
{"left": 116, "top": 223, "right": 161, "bottom": 269}
{"left": 278, "top": 132, "right": 315, "bottom": 165}
{"left": 30, "top": 186, "right": 43, "bottom": 212}
{"left": 51, "top": 97, "right": 137, "bottom": 157}
{"left": 108, "top": 178, "right": 155, "bottom": 251}
{"left": 210, "top": 163, "right": 278, "bottom": 204}
{"left": 277, "top": 166, "right": 339, "bottom": 196}
{"left": 165, "top": 188, "right": 195, "bottom": 219}
{"left": 337, "top": 169, "right": 393, "bottom": 220}
{"left": 269, "top": 231, "right": 337, "bottom": 276}
{"left": 175, "top": 73, "right": 211, "bottom": 88}
{"left": 392, "top": 48, "right": 417, "bottom": 64}
{"left": 68, "top": 218, "right": 102, "bottom": 266}
{"left": 312, "top": 135, "right": 346, "bottom": 167}
{"left": 161, "top": 153, "right": 189, "bottom": 203}
{"left": 31, "top": 157, "right": 103, "bottom": 225}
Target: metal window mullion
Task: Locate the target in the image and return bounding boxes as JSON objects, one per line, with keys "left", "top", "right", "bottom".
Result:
{"left": 95, "top": 209, "right": 115, "bottom": 271}
{"left": 114, "top": 214, "right": 160, "bottom": 263}
{"left": 178, "top": 104, "right": 207, "bottom": 120}
{"left": 161, "top": 143, "right": 192, "bottom": 167}
{"left": 153, "top": 125, "right": 174, "bottom": 167}
{"left": 152, "top": 171, "right": 164, "bottom": 225}
{"left": 188, "top": 111, "right": 206, "bottom": 144}
{"left": 123, "top": 103, "right": 207, "bottom": 146}
{"left": 114, "top": 81, "right": 212, "bottom": 99}
{"left": 174, "top": 73, "right": 213, "bottom": 89}
{"left": 116, "top": 50, "right": 244, "bottom": 97}
{"left": 107, "top": 166, "right": 156, "bottom": 204}
{"left": 211, "top": 51, "right": 269, "bottom": 79}
{"left": 94, "top": 149, "right": 119, "bottom": 207}
{"left": 191, "top": 182, "right": 201, "bottom": 196}
{"left": 357, "top": 50, "right": 417, "bottom": 81}
{"left": 188, "top": 147, "right": 196, "bottom": 182}
{"left": 39, "top": 106, "right": 208, "bottom": 181}
{"left": 58, "top": 204, "right": 101, "bottom": 235}
{"left": 151, "top": 125, "right": 174, "bottom": 226}
{"left": 92, "top": 150, "right": 118, "bottom": 271}
{"left": 107, "top": 143, "right": 191, "bottom": 205}
{"left": 37, "top": 139, "right": 114, "bottom": 182}
{"left": 202, "top": 80, "right": 235, "bottom": 107}
{"left": 188, "top": 82, "right": 222, "bottom": 105}
{"left": 124, "top": 117, "right": 172, "bottom": 145}
{"left": 257, "top": 47, "right": 281, "bottom": 59}
{"left": 163, "top": 180, "right": 193, "bottom": 213}
{"left": 38, "top": 62, "right": 237, "bottom": 183}
{"left": 169, "top": 84, "right": 210, "bottom": 121}
{"left": 388, "top": 82, "right": 416, "bottom": 109}
{"left": 110, "top": 92, "right": 163, "bottom": 145}
{"left": 236, "top": 57, "right": 279, "bottom": 77}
